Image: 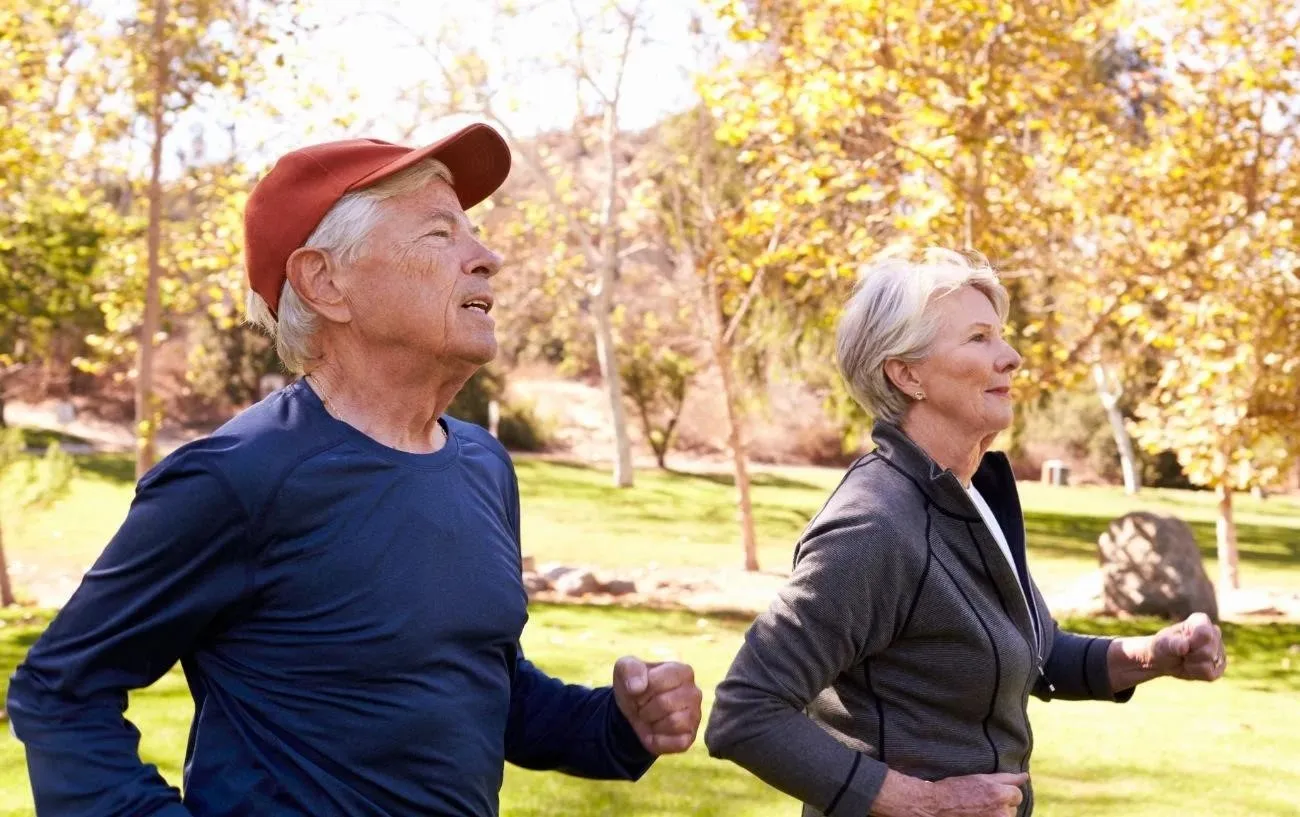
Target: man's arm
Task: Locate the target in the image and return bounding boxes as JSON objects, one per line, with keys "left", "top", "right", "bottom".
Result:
{"left": 503, "top": 652, "right": 655, "bottom": 780}
{"left": 496, "top": 455, "right": 697, "bottom": 780}
{"left": 6, "top": 452, "right": 256, "bottom": 816}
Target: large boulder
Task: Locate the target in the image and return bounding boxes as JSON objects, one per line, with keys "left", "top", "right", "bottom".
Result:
{"left": 1097, "top": 512, "right": 1219, "bottom": 622}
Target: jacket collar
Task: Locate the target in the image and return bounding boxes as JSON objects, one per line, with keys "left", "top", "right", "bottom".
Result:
{"left": 869, "top": 420, "right": 1017, "bottom": 519}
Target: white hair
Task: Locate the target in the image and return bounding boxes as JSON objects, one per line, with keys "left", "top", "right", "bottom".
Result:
{"left": 836, "top": 248, "right": 1010, "bottom": 424}
{"left": 246, "top": 158, "right": 456, "bottom": 374}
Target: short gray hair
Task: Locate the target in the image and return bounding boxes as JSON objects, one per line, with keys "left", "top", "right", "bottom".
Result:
{"left": 245, "top": 158, "right": 456, "bottom": 374}
{"left": 836, "top": 248, "right": 1010, "bottom": 423}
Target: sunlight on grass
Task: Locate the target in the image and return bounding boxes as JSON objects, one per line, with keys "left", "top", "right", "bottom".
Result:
{"left": 2, "top": 608, "right": 1297, "bottom": 816}
{"left": 7, "top": 454, "right": 1299, "bottom": 606}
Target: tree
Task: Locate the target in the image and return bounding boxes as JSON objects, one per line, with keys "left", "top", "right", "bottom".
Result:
{"left": 0, "top": 431, "right": 74, "bottom": 606}
{"left": 1089, "top": 0, "right": 1300, "bottom": 602}
{"left": 0, "top": 1, "right": 112, "bottom": 425}
{"left": 700, "top": 0, "right": 1161, "bottom": 478}
{"left": 643, "top": 93, "right": 834, "bottom": 571}
{"left": 619, "top": 313, "right": 697, "bottom": 470}
{"left": 393, "top": 0, "right": 650, "bottom": 487}
{"left": 99, "top": 0, "right": 303, "bottom": 477}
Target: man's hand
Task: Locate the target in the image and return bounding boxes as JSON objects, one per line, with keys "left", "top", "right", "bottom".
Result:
{"left": 1150, "top": 612, "right": 1226, "bottom": 681}
{"left": 612, "top": 656, "right": 702, "bottom": 755}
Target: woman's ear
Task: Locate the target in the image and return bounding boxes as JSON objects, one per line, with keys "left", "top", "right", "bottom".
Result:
{"left": 286, "top": 247, "right": 351, "bottom": 324}
{"left": 883, "top": 358, "right": 923, "bottom": 398}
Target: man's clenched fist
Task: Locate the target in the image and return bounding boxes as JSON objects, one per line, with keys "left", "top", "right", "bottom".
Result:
{"left": 612, "top": 656, "right": 703, "bottom": 755}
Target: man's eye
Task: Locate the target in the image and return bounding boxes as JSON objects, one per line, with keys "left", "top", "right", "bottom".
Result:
{"left": 429, "top": 229, "right": 452, "bottom": 238}
{"left": 970, "top": 333, "right": 987, "bottom": 342}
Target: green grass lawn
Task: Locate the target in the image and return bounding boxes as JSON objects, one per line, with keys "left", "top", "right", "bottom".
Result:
{"left": 7, "top": 453, "right": 1299, "bottom": 598}
{"left": 1, "top": 450, "right": 1298, "bottom": 814}
{"left": 1, "top": 606, "right": 1297, "bottom": 816}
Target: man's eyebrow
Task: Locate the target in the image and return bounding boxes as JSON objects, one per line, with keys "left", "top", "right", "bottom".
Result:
{"left": 429, "top": 207, "right": 481, "bottom": 235}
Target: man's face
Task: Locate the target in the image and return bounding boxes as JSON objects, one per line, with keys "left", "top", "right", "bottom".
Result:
{"left": 339, "top": 179, "right": 504, "bottom": 369}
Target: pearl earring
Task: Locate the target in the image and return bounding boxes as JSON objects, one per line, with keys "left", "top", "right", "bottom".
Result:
{"left": 914, "top": 392, "right": 924, "bottom": 400}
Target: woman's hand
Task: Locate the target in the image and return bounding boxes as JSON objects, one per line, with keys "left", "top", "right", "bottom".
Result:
{"left": 1108, "top": 612, "right": 1227, "bottom": 691}
{"left": 874, "top": 769, "right": 1028, "bottom": 817}
{"left": 1149, "top": 612, "right": 1226, "bottom": 681}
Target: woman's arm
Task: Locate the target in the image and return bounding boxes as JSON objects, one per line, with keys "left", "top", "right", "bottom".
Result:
{"left": 1106, "top": 613, "right": 1225, "bottom": 692}
{"left": 704, "top": 512, "right": 921, "bottom": 815}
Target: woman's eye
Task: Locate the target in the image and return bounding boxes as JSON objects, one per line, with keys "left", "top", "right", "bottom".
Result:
{"left": 970, "top": 333, "right": 987, "bottom": 342}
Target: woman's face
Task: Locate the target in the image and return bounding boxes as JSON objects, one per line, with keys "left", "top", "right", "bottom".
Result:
{"left": 906, "top": 286, "right": 1023, "bottom": 438}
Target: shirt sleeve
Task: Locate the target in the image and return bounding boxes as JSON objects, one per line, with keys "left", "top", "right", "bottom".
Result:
{"left": 5, "top": 452, "right": 257, "bottom": 816}
{"left": 495, "top": 447, "right": 654, "bottom": 780}
{"left": 1033, "top": 621, "right": 1135, "bottom": 703}
{"left": 503, "top": 653, "right": 655, "bottom": 780}
{"left": 704, "top": 512, "right": 922, "bottom": 817}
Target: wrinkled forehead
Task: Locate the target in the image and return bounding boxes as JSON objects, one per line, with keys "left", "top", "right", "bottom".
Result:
{"left": 381, "top": 177, "right": 476, "bottom": 230}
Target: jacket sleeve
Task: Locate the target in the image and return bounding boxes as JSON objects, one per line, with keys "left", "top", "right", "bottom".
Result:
{"left": 5, "top": 453, "right": 257, "bottom": 816}
{"left": 503, "top": 653, "right": 655, "bottom": 779}
{"left": 704, "top": 510, "right": 922, "bottom": 817}
{"left": 1033, "top": 621, "right": 1135, "bottom": 702}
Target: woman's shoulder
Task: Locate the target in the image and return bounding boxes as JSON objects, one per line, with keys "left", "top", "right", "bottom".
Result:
{"left": 822, "top": 451, "right": 930, "bottom": 521}
{"left": 795, "top": 453, "right": 931, "bottom": 562}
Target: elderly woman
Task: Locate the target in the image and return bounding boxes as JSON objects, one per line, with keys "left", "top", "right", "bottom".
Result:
{"left": 705, "top": 249, "right": 1226, "bottom": 817}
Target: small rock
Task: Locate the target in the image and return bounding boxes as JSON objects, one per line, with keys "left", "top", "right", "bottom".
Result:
{"left": 602, "top": 579, "right": 637, "bottom": 596}
{"left": 523, "top": 574, "right": 552, "bottom": 595}
{"left": 544, "top": 565, "right": 576, "bottom": 582}
{"left": 554, "top": 570, "right": 600, "bottom": 597}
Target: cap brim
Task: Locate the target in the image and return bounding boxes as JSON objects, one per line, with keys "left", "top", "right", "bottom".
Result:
{"left": 349, "top": 123, "right": 512, "bottom": 209}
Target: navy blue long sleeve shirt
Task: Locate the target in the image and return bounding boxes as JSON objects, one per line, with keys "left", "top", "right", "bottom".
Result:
{"left": 7, "top": 380, "right": 654, "bottom": 816}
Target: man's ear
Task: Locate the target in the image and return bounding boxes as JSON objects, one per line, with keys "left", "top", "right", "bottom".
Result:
{"left": 883, "top": 358, "right": 922, "bottom": 398}
{"left": 285, "top": 247, "right": 351, "bottom": 324}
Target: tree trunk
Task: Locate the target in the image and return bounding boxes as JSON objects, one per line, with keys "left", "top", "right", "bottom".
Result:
{"left": 705, "top": 269, "right": 758, "bottom": 572}
{"left": 135, "top": 0, "right": 168, "bottom": 480}
{"left": 594, "top": 104, "right": 633, "bottom": 488}
{"left": 1092, "top": 363, "right": 1140, "bottom": 495}
{"left": 591, "top": 286, "right": 633, "bottom": 487}
{"left": 0, "top": 516, "right": 14, "bottom": 607}
{"left": 1215, "top": 481, "right": 1240, "bottom": 602}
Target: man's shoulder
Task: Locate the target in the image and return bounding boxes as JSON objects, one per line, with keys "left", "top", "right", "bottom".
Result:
{"left": 145, "top": 384, "right": 344, "bottom": 507}
{"left": 445, "top": 415, "right": 514, "bottom": 473}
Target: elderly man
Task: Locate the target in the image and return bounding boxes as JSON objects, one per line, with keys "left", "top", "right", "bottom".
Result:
{"left": 8, "top": 123, "right": 703, "bottom": 817}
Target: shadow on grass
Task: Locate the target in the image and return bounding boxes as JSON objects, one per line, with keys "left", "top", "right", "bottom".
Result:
{"left": 73, "top": 453, "right": 136, "bottom": 485}
{"left": 515, "top": 458, "right": 826, "bottom": 494}
{"left": 1024, "top": 510, "right": 1300, "bottom": 568}
{"left": 505, "top": 747, "right": 792, "bottom": 817}
{"left": 1057, "top": 615, "right": 1300, "bottom": 691}
{"left": 666, "top": 469, "right": 826, "bottom": 492}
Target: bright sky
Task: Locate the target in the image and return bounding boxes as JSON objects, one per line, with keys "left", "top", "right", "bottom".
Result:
{"left": 230, "top": 0, "right": 730, "bottom": 172}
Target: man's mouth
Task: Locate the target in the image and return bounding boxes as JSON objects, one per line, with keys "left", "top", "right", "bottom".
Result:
{"left": 462, "top": 297, "right": 493, "bottom": 314}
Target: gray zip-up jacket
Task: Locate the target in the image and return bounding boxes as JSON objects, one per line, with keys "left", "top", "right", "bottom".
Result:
{"left": 705, "top": 422, "right": 1132, "bottom": 816}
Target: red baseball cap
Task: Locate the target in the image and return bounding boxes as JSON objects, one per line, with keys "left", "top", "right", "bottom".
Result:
{"left": 244, "top": 122, "right": 511, "bottom": 316}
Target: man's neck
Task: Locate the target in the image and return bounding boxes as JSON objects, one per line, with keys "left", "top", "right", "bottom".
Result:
{"left": 898, "top": 412, "right": 997, "bottom": 487}
{"left": 305, "top": 348, "right": 476, "bottom": 455}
